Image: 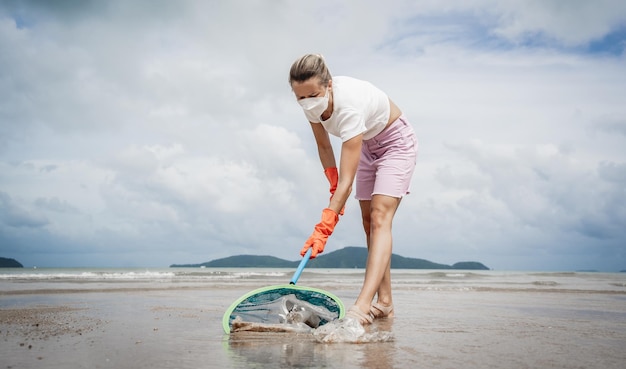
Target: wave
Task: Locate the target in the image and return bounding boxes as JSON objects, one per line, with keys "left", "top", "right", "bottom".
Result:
{"left": 531, "top": 281, "right": 559, "bottom": 286}
{"left": 0, "top": 269, "right": 289, "bottom": 282}
{"left": 529, "top": 272, "right": 578, "bottom": 278}
{"left": 399, "top": 271, "right": 489, "bottom": 279}
{"left": 0, "top": 271, "right": 176, "bottom": 281}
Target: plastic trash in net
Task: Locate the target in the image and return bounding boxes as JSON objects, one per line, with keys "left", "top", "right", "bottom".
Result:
{"left": 312, "top": 316, "right": 394, "bottom": 343}
{"left": 279, "top": 294, "right": 337, "bottom": 328}
{"left": 231, "top": 294, "right": 338, "bottom": 333}
{"left": 231, "top": 316, "right": 313, "bottom": 333}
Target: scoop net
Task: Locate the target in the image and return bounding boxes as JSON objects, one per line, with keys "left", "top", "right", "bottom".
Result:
{"left": 222, "top": 284, "right": 344, "bottom": 333}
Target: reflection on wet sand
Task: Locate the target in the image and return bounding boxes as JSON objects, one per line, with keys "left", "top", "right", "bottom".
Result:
{"left": 225, "top": 319, "right": 397, "bottom": 369}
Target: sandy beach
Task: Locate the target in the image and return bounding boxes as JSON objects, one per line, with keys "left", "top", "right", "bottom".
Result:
{"left": 1, "top": 270, "right": 626, "bottom": 369}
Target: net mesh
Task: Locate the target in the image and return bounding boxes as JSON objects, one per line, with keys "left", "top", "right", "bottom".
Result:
{"left": 226, "top": 287, "right": 342, "bottom": 332}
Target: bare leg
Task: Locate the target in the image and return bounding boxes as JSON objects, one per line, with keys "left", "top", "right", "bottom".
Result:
{"left": 354, "top": 194, "right": 400, "bottom": 319}
{"left": 359, "top": 200, "right": 394, "bottom": 310}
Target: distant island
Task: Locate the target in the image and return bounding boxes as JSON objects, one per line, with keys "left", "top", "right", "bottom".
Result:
{"left": 171, "top": 246, "right": 490, "bottom": 270}
{"left": 0, "top": 257, "right": 23, "bottom": 268}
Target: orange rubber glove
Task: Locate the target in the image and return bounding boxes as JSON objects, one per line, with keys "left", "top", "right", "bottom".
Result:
{"left": 324, "top": 167, "right": 338, "bottom": 195}
{"left": 300, "top": 208, "right": 339, "bottom": 259}
{"left": 324, "top": 167, "right": 345, "bottom": 216}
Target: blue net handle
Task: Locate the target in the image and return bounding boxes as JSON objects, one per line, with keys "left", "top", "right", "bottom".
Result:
{"left": 290, "top": 248, "right": 312, "bottom": 285}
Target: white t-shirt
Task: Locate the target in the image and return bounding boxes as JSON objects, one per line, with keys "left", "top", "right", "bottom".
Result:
{"left": 314, "top": 76, "right": 391, "bottom": 142}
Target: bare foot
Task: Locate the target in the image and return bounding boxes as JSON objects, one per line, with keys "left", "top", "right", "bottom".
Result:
{"left": 370, "top": 302, "right": 394, "bottom": 319}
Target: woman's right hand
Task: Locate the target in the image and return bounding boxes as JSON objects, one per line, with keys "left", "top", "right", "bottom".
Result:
{"left": 300, "top": 208, "right": 339, "bottom": 258}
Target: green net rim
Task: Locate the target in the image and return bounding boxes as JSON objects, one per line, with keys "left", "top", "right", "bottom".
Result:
{"left": 222, "top": 284, "right": 345, "bottom": 334}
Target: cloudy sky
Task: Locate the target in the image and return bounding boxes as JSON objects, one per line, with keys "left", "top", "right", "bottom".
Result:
{"left": 1, "top": 0, "right": 625, "bottom": 271}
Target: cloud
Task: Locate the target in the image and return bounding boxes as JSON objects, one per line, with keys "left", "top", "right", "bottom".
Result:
{"left": 34, "top": 197, "right": 80, "bottom": 214}
{"left": 0, "top": 0, "right": 625, "bottom": 270}
{"left": 0, "top": 191, "right": 48, "bottom": 228}
{"left": 443, "top": 141, "right": 625, "bottom": 239}
{"left": 378, "top": 0, "right": 626, "bottom": 58}
{"left": 594, "top": 119, "right": 626, "bottom": 137}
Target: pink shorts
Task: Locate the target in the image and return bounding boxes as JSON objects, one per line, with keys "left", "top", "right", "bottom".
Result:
{"left": 355, "top": 116, "right": 418, "bottom": 200}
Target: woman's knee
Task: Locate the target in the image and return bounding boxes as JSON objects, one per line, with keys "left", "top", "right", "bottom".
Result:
{"left": 369, "top": 198, "right": 399, "bottom": 231}
{"left": 369, "top": 207, "right": 391, "bottom": 231}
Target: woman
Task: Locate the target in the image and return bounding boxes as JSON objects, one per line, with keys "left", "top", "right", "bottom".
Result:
{"left": 289, "top": 54, "right": 418, "bottom": 325}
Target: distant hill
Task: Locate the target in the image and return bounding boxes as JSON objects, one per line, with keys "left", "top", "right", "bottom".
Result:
{"left": 197, "top": 254, "right": 294, "bottom": 268}
{"left": 170, "top": 246, "right": 489, "bottom": 270}
{"left": 0, "top": 257, "right": 24, "bottom": 268}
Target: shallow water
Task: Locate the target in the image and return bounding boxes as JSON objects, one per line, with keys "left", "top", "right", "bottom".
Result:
{"left": 1, "top": 268, "right": 625, "bottom": 368}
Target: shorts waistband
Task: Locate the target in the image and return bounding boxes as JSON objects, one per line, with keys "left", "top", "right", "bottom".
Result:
{"left": 366, "top": 115, "right": 408, "bottom": 142}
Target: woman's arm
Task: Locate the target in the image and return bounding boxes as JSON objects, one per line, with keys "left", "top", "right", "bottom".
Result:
{"left": 310, "top": 122, "right": 337, "bottom": 169}
{"left": 329, "top": 134, "right": 362, "bottom": 214}
{"left": 299, "top": 124, "right": 362, "bottom": 259}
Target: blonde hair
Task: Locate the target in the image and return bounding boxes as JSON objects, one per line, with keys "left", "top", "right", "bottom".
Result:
{"left": 289, "top": 54, "right": 332, "bottom": 86}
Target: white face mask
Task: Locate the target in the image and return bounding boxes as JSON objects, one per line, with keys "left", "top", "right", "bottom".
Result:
{"left": 298, "top": 87, "right": 330, "bottom": 123}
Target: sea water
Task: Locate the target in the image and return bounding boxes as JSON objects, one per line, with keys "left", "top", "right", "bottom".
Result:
{"left": 2, "top": 267, "right": 624, "bottom": 292}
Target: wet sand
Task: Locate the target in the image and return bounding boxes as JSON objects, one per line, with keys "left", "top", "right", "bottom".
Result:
{"left": 1, "top": 285, "right": 625, "bottom": 368}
